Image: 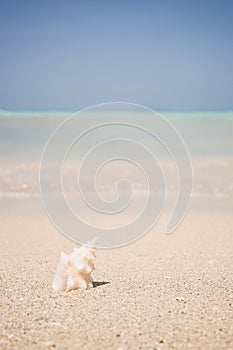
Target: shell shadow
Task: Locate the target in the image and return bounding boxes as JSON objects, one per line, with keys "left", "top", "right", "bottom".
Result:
{"left": 93, "top": 281, "right": 110, "bottom": 288}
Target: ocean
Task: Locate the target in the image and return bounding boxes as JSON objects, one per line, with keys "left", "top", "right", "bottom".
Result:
{"left": 0, "top": 109, "right": 233, "bottom": 199}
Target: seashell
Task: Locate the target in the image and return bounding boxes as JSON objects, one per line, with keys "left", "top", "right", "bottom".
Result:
{"left": 52, "top": 240, "right": 96, "bottom": 291}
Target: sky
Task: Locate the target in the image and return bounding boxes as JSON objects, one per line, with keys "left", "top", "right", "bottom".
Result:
{"left": 0, "top": 0, "right": 233, "bottom": 110}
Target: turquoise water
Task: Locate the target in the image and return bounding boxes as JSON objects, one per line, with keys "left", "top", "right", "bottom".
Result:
{"left": 0, "top": 109, "right": 232, "bottom": 197}
{"left": 0, "top": 109, "right": 232, "bottom": 160}
{"left": 1, "top": 108, "right": 233, "bottom": 120}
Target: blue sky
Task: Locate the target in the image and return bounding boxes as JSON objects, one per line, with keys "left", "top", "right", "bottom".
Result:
{"left": 0, "top": 0, "right": 233, "bottom": 109}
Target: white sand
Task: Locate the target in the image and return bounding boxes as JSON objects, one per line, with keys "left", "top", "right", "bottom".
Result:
{"left": 0, "top": 197, "right": 232, "bottom": 349}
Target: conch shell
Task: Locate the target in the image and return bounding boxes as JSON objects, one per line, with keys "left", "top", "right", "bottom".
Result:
{"left": 53, "top": 241, "right": 96, "bottom": 291}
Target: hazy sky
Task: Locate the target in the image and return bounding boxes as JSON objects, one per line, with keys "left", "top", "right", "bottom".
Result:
{"left": 0, "top": 0, "right": 233, "bottom": 109}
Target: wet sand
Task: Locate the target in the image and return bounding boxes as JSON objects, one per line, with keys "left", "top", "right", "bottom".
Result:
{"left": 0, "top": 197, "right": 232, "bottom": 349}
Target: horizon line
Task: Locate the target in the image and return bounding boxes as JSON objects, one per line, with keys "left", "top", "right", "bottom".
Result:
{"left": 1, "top": 108, "right": 233, "bottom": 113}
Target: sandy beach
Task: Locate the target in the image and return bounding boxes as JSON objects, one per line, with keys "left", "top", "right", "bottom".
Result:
{"left": 0, "top": 195, "right": 232, "bottom": 350}
{"left": 1, "top": 0, "right": 233, "bottom": 347}
{"left": 0, "top": 110, "right": 233, "bottom": 349}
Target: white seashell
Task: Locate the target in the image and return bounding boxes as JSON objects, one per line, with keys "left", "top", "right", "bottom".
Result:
{"left": 52, "top": 240, "right": 96, "bottom": 291}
